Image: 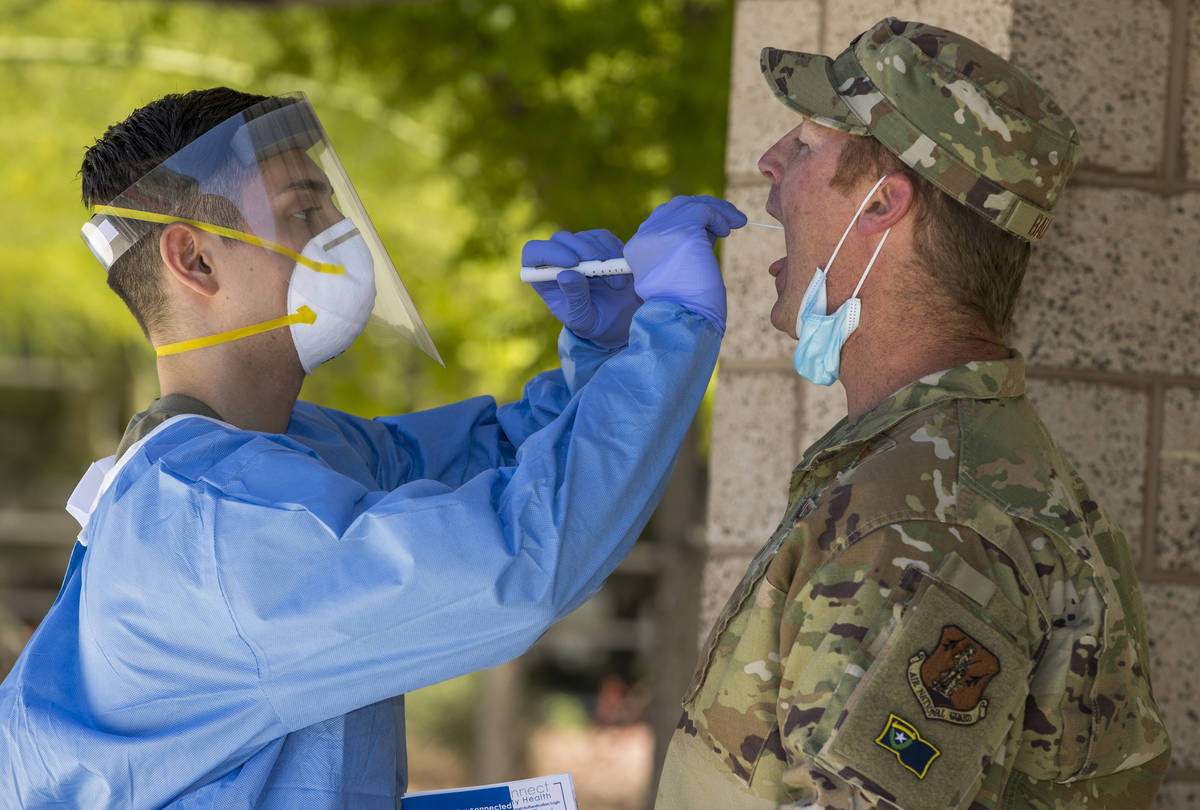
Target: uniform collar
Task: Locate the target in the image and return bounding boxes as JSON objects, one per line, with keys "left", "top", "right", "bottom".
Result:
{"left": 115, "top": 393, "right": 224, "bottom": 460}
{"left": 796, "top": 351, "right": 1026, "bottom": 473}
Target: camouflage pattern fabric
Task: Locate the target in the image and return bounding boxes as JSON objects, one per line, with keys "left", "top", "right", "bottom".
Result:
{"left": 760, "top": 18, "right": 1081, "bottom": 242}
{"left": 655, "top": 354, "right": 1170, "bottom": 809}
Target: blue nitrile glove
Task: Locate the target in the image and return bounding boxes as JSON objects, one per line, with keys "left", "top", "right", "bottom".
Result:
{"left": 523, "top": 229, "right": 643, "bottom": 349}
{"left": 622, "top": 195, "right": 747, "bottom": 333}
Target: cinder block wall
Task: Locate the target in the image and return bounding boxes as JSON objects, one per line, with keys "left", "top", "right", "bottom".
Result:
{"left": 711, "top": 1, "right": 1200, "bottom": 807}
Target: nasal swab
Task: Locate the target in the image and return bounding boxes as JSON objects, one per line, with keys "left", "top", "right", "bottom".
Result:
{"left": 519, "top": 259, "right": 631, "bottom": 283}
{"left": 519, "top": 221, "right": 784, "bottom": 282}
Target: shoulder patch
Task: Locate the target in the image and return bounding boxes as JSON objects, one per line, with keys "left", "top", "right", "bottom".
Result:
{"left": 875, "top": 714, "right": 940, "bottom": 779}
{"left": 813, "top": 578, "right": 1033, "bottom": 809}
{"left": 907, "top": 625, "right": 999, "bottom": 725}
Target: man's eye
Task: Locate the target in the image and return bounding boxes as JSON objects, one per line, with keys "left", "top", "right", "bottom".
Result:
{"left": 293, "top": 207, "right": 318, "bottom": 222}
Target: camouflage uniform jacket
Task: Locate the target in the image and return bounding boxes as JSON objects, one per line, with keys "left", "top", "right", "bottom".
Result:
{"left": 656, "top": 354, "right": 1170, "bottom": 810}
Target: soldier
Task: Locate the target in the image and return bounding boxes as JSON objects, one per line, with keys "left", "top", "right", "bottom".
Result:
{"left": 655, "top": 18, "right": 1171, "bottom": 810}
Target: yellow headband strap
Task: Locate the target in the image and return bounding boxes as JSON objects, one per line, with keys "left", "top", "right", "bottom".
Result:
{"left": 155, "top": 306, "right": 317, "bottom": 357}
{"left": 94, "top": 205, "right": 344, "bottom": 275}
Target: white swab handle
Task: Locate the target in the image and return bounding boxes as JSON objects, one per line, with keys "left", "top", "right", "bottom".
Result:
{"left": 520, "top": 258, "right": 632, "bottom": 283}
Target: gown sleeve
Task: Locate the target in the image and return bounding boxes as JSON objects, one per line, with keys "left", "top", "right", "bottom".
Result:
{"left": 81, "top": 300, "right": 718, "bottom": 737}
{"left": 299, "top": 325, "right": 622, "bottom": 490}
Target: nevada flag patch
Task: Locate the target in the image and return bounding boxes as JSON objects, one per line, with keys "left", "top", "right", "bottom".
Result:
{"left": 874, "top": 713, "right": 940, "bottom": 779}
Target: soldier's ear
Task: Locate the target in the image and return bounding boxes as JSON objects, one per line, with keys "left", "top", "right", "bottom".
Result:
{"left": 859, "top": 172, "right": 914, "bottom": 235}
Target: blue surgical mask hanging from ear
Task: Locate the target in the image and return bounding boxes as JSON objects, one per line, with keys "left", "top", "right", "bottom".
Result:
{"left": 792, "top": 175, "right": 892, "bottom": 385}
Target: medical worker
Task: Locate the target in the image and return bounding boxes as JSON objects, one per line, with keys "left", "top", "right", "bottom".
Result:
{"left": 0, "top": 87, "right": 745, "bottom": 808}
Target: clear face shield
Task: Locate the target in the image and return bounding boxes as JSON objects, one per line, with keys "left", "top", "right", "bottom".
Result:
{"left": 81, "top": 93, "right": 441, "bottom": 371}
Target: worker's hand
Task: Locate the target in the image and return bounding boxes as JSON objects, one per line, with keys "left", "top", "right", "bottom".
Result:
{"left": 523, "top": 229, "right": 643, "bottom": 349}
{"left": 622, "top": 195, "right": 746, "bottom": 333}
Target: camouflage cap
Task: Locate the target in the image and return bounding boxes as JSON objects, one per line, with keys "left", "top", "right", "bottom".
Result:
{"left": 761, "top": 18, "right": 1081, "bottom": 242}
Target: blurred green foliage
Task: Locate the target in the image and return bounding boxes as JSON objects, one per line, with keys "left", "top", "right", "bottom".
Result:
{"left": 0, "top": 0, "right": 733, "bottom": 417}
{"left": 404, "top": 670, "right": 481, "bottom": 755}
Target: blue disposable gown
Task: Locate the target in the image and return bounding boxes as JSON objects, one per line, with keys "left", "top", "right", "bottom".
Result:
{"left": 0, "top": 301, "right": 719, "bottom": 809}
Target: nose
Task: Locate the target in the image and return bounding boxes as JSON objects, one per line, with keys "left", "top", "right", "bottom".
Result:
{"left": 757, "top": 135, "right": 786, "bottom": 184}
{"left": 313, "top": 203, "right": 344, "bottom": 236}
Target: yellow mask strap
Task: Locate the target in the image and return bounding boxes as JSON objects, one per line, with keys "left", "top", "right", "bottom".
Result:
{"left": 155, "top": 306, "right": 317, "bottom": 357}
{"left": 94, "top": 205, "right": 345, "bottom": 275}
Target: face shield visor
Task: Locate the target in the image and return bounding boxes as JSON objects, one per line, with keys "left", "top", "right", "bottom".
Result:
{"left": 81, "top": 92, "right": 441, "bottom": 371}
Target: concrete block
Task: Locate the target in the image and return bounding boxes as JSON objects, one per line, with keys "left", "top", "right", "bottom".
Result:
{"left": 823, "top": 1, "right": 1013, "bottom": 56}
{"left": 1158, "top": 387, "right": 1200, "bottom": 572}
{"left": 1183, "top": 7, "right": 1200, "bottom": 182}
{"left": 1023, "top": 377, "right": 1146, "bottom": 561}
{"left": 707, "top": 369, "right": 799, "bottom": 550}
{"left": 720, "top": 182, "right": 798, "bottom": 362}
{"left": 698, "top": 552, "right": 759, "bottom": 645}
{"left": 1143, "top": 584, "right": 1200, "bottom": 770}
{"left": 726, "top": 0, "right": 822, "bottom": 180}
{"left": 1153, "top": 782, "right": 1200, "bottom": 810}
{"left": 1012, "top": 189, "right": 1200, "bottom": 377}
{"left": 1011, "top": 1, "right": 1169, "bottom": 174}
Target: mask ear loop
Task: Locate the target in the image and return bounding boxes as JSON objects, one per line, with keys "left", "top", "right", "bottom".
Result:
{"left": 822, "top": 173, "right": 891, "bottom": 277}
{"left": 850, "top": 227, "right": 891, "bottom": 300}
{"left": 836, "top": 175, "right": 893, "bottom": 336}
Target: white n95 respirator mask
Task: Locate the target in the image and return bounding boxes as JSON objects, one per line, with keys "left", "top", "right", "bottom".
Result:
{"left": 288, "top": 218, "right": 376, "bottom": 373}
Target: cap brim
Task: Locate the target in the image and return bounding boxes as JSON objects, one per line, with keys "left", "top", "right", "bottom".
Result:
{"left": 760, "top": 46, "right": 869, "bottom": 135}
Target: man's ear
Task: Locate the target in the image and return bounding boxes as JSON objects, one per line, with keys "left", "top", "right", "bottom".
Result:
{"left": 160, "top": 223, "right": 220, "bottom": 297}
{"left": 860, "top": 172, "right": 915, "bottom": 235}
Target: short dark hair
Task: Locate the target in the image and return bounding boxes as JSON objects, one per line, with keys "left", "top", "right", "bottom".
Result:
{"left": 831, "top": 133, "right": 1032, "bottom": 339}
{"left": 80, "top": 87, "right": 268, "bottom": 337}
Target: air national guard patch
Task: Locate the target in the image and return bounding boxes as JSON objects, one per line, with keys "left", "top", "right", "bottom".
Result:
{"left": 907, "top": 624, "right": 1000, "bottom": 725}
{"left": 874, "top": 714, "right": 940, "bottom": 779}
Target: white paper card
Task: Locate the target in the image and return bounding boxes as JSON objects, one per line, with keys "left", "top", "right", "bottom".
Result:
{"left": 402, "top": 773, "right": 577, "bottom": 810}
